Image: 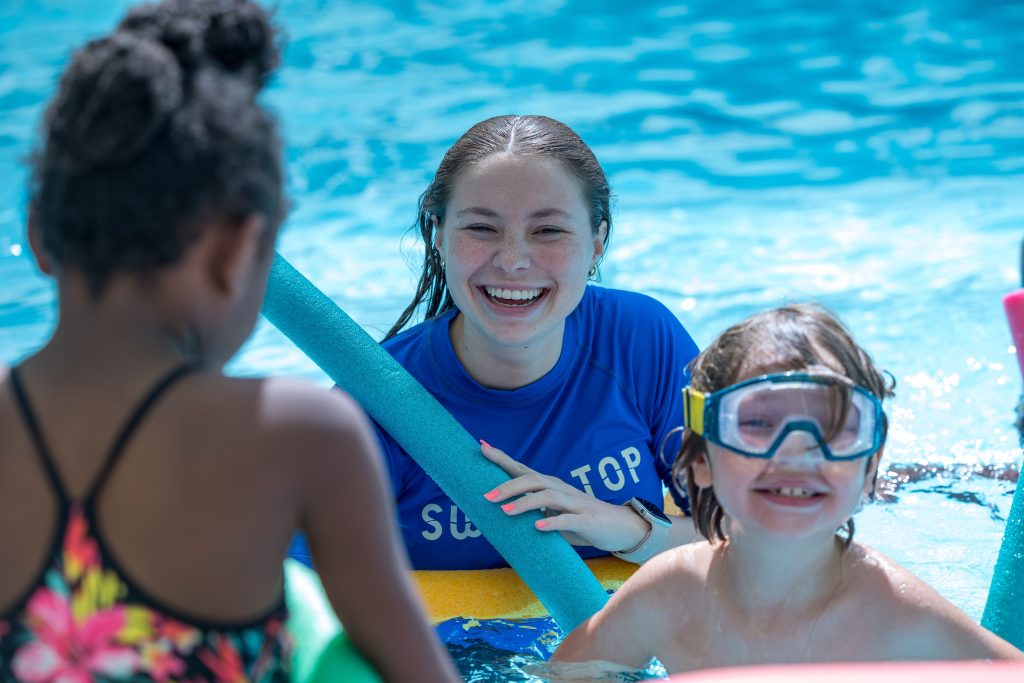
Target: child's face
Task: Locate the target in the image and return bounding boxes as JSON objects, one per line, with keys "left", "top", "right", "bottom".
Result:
{"left": 692, "top": 363, "right": 881, "bottom": 543}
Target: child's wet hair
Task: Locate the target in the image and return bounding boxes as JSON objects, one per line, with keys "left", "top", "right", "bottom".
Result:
{"left": 30, "top": 0, "right": 284, "bottom": 296}
{"left": 672, "top": 303, "right": 895, "bottom": 547}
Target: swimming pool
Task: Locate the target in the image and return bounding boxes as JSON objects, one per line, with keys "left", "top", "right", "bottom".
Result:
{"left": 2, "top": 0, "right": 1022, "bottom": 679}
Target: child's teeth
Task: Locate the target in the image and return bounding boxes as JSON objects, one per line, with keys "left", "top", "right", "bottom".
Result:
{"left": 775, "top": 487, "right": 814, "bottom": 498}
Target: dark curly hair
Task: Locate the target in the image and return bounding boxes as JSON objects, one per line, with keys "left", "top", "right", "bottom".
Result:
{"left": 671, "top": 303, "right": 895, "bottom": 548}
{"left": 29, "top": 0, "right": 284, "bottom": 296}
{"left": 384, "top": 115, "right": 613, "bottom": 340}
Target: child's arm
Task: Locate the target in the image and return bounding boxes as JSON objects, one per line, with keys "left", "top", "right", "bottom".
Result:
{"left": 551, "top": 553, "right": 674, "bottom": 670}
{"left": 286, "top": 383, "right": 459, "bottom": 683}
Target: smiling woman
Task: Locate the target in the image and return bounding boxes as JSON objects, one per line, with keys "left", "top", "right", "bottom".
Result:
{"left": 438, "top": 153, "right": 605, "bottom": 388}
{"left": 348, "top": 114, "right": 704, "bottom": 571}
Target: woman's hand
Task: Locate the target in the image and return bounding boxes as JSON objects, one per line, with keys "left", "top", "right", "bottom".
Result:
{"left": 479, "top": 441, "right": 651, "bottom": 553}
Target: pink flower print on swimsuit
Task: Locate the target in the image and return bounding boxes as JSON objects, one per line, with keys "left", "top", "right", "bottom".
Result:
{"left": 0, "top": 506, "right": 291, "bottom": 683}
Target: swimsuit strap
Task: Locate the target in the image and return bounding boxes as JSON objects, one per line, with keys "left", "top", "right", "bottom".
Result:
{"left": 7, "top": 363, "right": 198, "bottom": 504}
{"left": 8, "top": 366, "right": 66, "bottom": 500}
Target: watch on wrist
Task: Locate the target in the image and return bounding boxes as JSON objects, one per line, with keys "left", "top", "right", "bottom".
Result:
{"left": 611, "top": 497, "right": 672, "bottom": 564}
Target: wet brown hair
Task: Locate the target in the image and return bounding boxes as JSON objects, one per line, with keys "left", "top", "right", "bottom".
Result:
{"left": 384, "top": 115, "right": 612, "bottom": 340}
{"left": 671, "top": 303, "right": 895, "bottom": 547}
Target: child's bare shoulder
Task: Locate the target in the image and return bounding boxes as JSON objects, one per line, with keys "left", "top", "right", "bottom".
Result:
{"left": 842, "top": 543, "right": 948, "bottom": 615}
{"left": 257, "top": 376, "right": 366, "bottom": 431}
{"left": 846, "top": 543, "right": 950, "bottom": 605}
{"left": 201, "top": 374, "right": 367, "bottom": 435}
{"left": 846, "top": 543, "right": 1022, "bottom": 659}
{"left": 181, "top": 374, "right": 372, "bottom": 467}
{"left": 624, "top": 541, "right": 715, "bottom": 603}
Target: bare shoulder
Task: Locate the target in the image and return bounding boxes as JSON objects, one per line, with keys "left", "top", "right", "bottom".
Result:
{"left": 598, "top": 542, "right": 712, "bottom": 633}
{"left": 628, "top": 540, "right": 712, "bottom": 595}
{"left": 846, "top": 543, "right": 957, "bottom": 610}
{"left": 255, "top": 376, "right": 368, "bottom": 434}
{"left": 849, "top": 543, "right": 1024, "bottom": 659}
{"left": 180, "top": 373, "right": 378, "bottom": 476}
{"left": 554, "top": 541, "right": 714, "bottom": 669}
{"left": 195, "top": 374, "right": 369, "bottom": 441}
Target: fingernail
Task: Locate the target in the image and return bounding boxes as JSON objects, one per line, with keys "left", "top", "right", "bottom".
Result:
{"left": 535, "top": 520, "right": 547, "bottom": 529}
{"left": 483, "top": 489, "right": 501, "bottom": 501}
{"left": 480, "top": 439, "right": 491, "bottom": 448}
{"left": 501, "top": 502, "right": 516, "bottom": 513}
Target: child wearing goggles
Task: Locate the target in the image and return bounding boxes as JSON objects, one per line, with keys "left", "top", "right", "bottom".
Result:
{"left": 551, "top": 303, "right": 1021, "bottom": 675}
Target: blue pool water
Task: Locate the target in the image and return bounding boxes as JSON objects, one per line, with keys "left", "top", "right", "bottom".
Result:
{"left": 2, "top": 1, "right": 1022, "bottom": 679}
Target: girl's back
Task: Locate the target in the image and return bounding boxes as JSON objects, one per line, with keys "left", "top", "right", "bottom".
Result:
{"left": 4, "top": 368, "right": 307, "bottom": 617}
{"left": 0, "top": 364, "right": 379, "bottom": 679}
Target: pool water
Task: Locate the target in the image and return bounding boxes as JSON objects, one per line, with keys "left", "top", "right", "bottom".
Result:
{"left": 2, "top": 0, "right": 1022, "bottom": 680}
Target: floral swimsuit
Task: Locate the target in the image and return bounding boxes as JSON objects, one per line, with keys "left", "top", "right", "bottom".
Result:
{"left": 0, "top": 365, "right": 291, "bottom": 682}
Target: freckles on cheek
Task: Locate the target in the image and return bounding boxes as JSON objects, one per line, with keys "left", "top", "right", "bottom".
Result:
{"left": 449, "top": 242, "right": 487, "bottom": 269}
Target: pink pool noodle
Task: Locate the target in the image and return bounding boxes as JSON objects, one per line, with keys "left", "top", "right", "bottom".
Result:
{"left": 1003, "top": 290, "right": 1024, "bottom": 378}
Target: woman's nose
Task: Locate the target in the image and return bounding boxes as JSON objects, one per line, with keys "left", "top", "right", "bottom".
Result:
{"left": 493, "top": 235, "right": 530, "bottom": 271}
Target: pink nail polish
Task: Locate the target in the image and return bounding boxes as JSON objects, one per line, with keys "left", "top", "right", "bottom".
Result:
{"left": 501, "top": 502, "right": 516, "bottom": 513}
{"left": 535, "top": 520, "right": 547, "bottom": 529}
{"left": 483, "top": 489, "right": 500, "bottom": 501}
{"left": 480, "top": 439, "right": 491, "bottom": 448}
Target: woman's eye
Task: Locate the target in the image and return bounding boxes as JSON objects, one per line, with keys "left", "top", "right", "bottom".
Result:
{"left": 535, "top": 226, "right": 567, "bottom": 237}
{"left": 464, "top": 224, "right": 497, "bottom": 234}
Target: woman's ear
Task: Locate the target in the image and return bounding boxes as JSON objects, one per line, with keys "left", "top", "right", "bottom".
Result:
{"left": 206, "top": 214, "right": 266, "bottom": 297}
{"left": 692, "top": 448, "right": 714, "bottom": 489}
{"left": 592, "top": 220, "right": 607, "bottom": 265}
{"left": 431, "top": 214, "right": 443, "bottom": 253}
{"left": 27, "top": 208, "right": 55, "bottom": 276}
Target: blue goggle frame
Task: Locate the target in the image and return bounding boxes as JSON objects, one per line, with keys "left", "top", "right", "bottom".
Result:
{"left": 682, "top": 371, "right": 886, "bottom": 462}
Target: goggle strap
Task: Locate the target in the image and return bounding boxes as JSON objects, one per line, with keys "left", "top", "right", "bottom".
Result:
{"left": 682, "top": 388, "right": 706, "bottom": 436}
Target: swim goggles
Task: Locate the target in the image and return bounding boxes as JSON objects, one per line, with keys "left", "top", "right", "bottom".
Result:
{"left": 682, "top": 372, "right": 885, "bottom": 461}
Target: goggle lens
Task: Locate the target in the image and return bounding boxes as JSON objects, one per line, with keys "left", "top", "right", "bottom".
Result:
{"left": 684, "top": 373, "right": 884, "bottom": 461}
{"left": 719, "top": 382, "right": 875, "bottom": 457}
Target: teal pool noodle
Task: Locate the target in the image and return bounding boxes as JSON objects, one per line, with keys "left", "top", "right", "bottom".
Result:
{"left": 262, "top": 252, "right": 610, "bottom": 633}
{"left": 982, "top": 481, "right": 1024, "bottom": 649}
{"left": 981, "top": 291, "right": 1024, "bottom": 649}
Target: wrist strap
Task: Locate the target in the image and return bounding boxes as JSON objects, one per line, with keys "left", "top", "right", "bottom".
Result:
{"left": 616, "top": 525, "right": 653, "bottom": 556}
{"left": 612, "top": 511, "right": 671, "bottom": 564}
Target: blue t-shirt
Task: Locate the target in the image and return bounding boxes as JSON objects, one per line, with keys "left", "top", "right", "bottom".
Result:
{"left": 375, "top": 286, "right": 700, "bottom": 570}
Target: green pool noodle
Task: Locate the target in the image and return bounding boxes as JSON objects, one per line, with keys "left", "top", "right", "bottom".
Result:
{"left": 285, "top": 559, "right": 381, "bottom": 683}
{"left": 980, "top": 291, "right": 1024, "bottom": 649}
{"left": 262, "top": 252, "right": 610, "bottom": 633}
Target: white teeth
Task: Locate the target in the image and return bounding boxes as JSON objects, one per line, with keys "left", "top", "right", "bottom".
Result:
{"left": 773, "top": 487, "right": 815, "bottom": 498}
{"left": 485, "top": 286, "right": 543, "bottom": 302}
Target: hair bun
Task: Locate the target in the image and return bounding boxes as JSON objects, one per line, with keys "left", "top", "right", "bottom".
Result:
{"left": 47, "top": 32, "right": 182, "bottom": 170}
{"left": 119, "top": 0, "right": 278, "bottom": 88}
